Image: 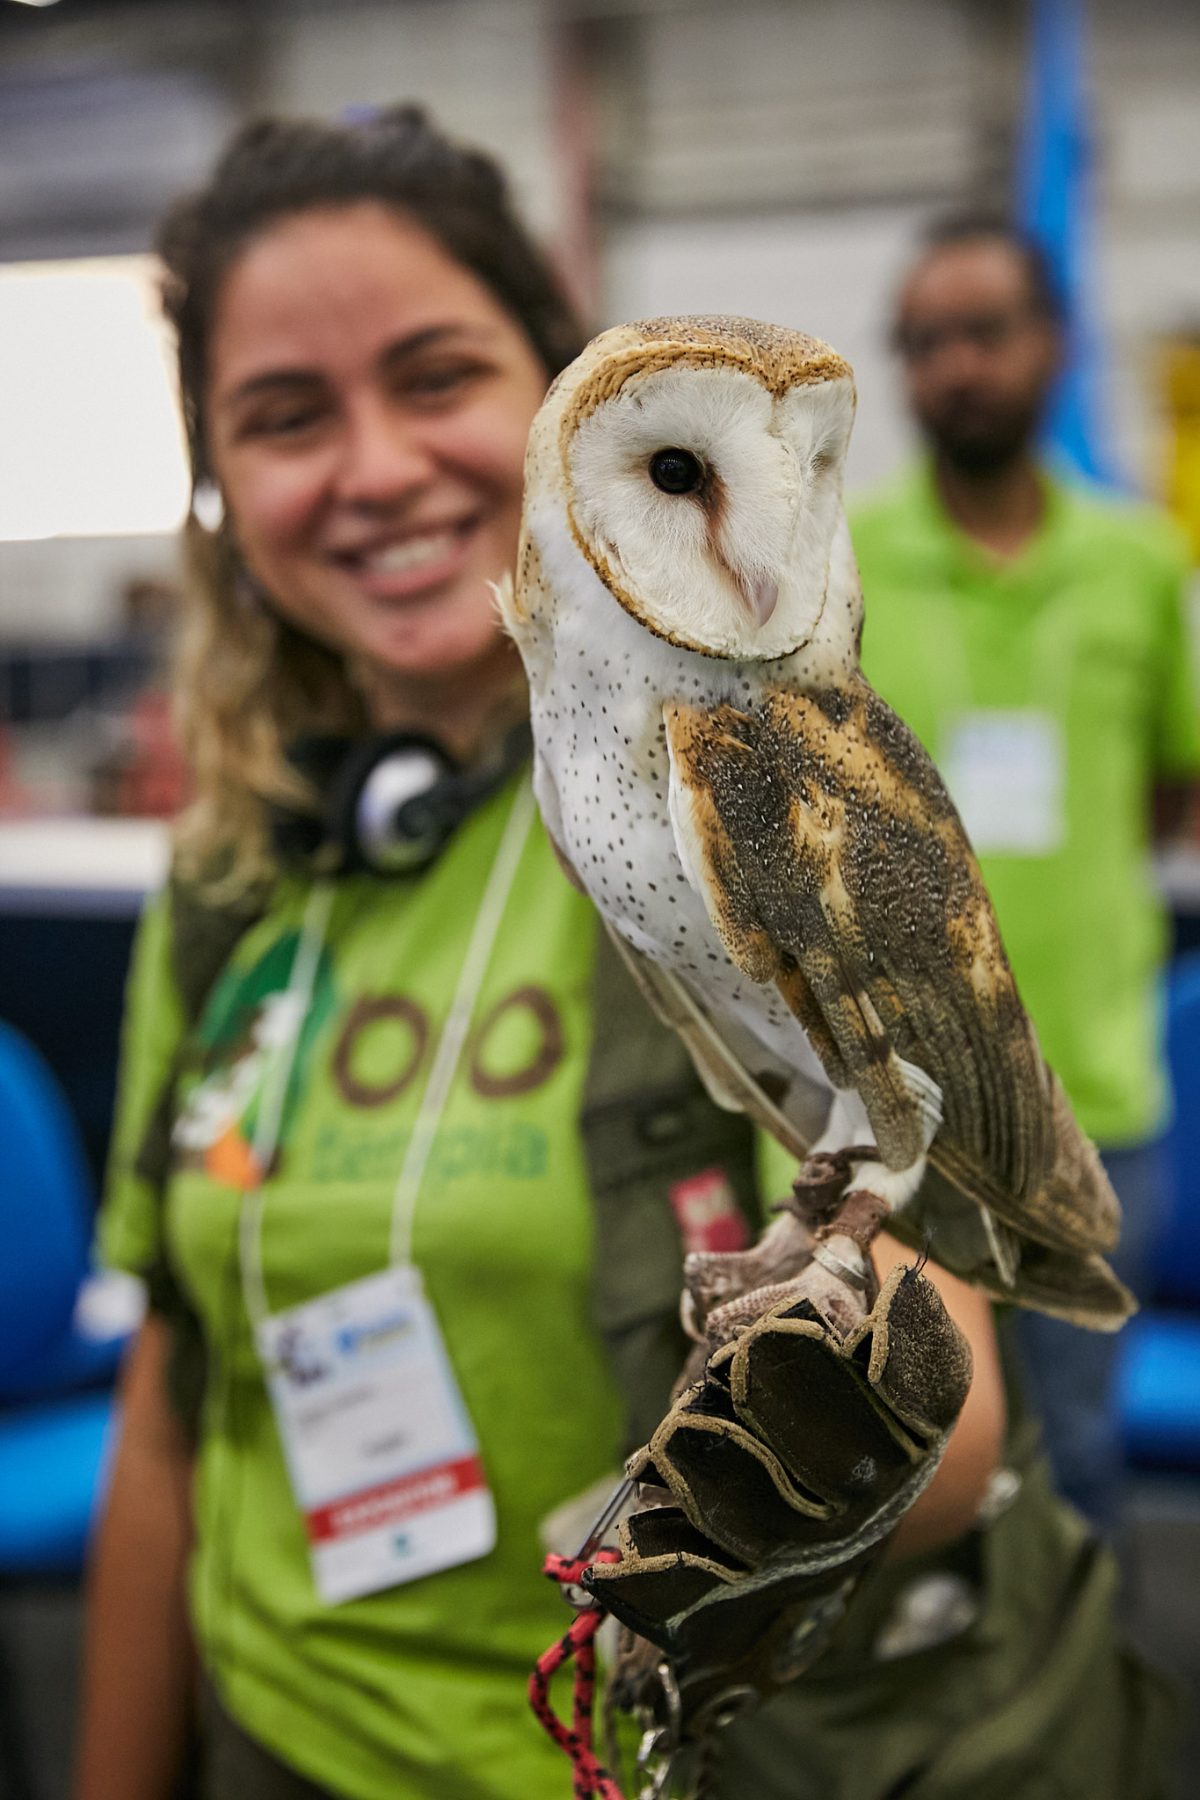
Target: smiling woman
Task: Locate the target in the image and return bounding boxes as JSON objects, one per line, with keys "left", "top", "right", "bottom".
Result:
{"left": 205, "top": 206, "right": 547, "bottom": 727}
{"left": 76, "top": 108, "right": 632, "bottom": 1800}
{"left": 155, "top": 108, "right": 581, "bottom": 889}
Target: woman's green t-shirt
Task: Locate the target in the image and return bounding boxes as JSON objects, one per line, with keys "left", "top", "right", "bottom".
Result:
{"left": 101, "top": 781, "right": 626, "bottom": 1800}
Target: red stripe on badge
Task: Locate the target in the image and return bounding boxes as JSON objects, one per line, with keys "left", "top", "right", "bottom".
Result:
{"left": 669, "top": 1168, "right": 749, "bottom": 1255}
{"left": 306, "top": 1455, "right": 487, "bottom": 1543}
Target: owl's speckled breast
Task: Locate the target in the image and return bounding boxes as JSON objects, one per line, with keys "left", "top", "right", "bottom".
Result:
{"left": 530, "top": 597, "right": 827, "bottom": 1087}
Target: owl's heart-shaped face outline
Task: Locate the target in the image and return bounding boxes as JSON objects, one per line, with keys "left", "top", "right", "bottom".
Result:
{"left": 521, "top": 319, "right": 857, "bottom": 663}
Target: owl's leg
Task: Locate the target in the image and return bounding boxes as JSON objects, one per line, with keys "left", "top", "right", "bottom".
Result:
{"left": 683, "top": 1076, "right": 942, "bottom": 1357}
{"left": 796, "top": 1092, "right": 879, "bottom": 1287}
{"left": 797, "top": 1155, "right": 931, "bottom": 1343}
{"left": 843, "top": 1151, "right": 928, "bottom": 1216}
{"left": 812, "top": 1073, "right": 941, "bottom": 1219}
{"left": 796, "top": 1085, "right": 937, "bottom": 1311}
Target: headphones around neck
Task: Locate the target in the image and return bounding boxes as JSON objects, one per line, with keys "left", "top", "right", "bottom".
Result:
{"left": 271, "top": 721, "right": 532, "bottom": 877}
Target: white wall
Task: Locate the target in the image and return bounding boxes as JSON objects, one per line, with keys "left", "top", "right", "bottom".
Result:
{"left": 604, "top": 205, "right": 929, "bottom": 495}
{"left": 604, "top": 0, "right": 997, "bottom": 216}
{"left": 4, "top": 0, "right": 1198, "bottom": 645}
{"left": 261, "top": 1, "right": 566, "bottom": 245}
{"left": 0, "top": 535, "right": 179, "bottom": 644}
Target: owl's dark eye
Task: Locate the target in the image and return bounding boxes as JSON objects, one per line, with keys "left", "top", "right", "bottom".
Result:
{"left": 648, "top": 447, "right": 704, "bottom": 495}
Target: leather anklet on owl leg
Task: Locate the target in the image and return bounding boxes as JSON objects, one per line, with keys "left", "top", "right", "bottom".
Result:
{"left": 794, "top": 1144, "right": 924, "bottom": 1331}
{"left": 774, "top": 1143, "right": 883, "bottom": 1325}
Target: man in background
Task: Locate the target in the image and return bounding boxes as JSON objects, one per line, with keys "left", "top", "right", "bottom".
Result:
{"left": 852, "top": 214, "right": 1200, "bottom": 1534}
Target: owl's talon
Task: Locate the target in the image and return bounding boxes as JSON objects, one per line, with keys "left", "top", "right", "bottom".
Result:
{"left": 685, "top": 1150, "right": 892, "bottom": 1353}
{"left": 803, "top": 1186, "right": 889, "bottom": 1316}
{"left": 680, "top": 1287, "right": 705, "bottom": 1344}
{"left": 682, "top": 1209, "right": 814, "bottom": 1338}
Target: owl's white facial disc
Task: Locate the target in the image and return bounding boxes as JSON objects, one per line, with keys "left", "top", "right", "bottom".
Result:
{"left": 564, "top": 363, "right": 855, "bottom": 659}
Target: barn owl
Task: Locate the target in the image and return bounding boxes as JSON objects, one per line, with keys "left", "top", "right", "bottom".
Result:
{"left": 498, "top": 315, "right": 1128, "bottom": 1331}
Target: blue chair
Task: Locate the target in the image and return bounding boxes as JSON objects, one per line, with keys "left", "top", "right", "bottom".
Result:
{"left": 1117, "top": 953, "right": 1200, "bottom": 1471}
{"left": 0, "top": 1392, "right": 117, "bottom": 1576}
{"left": 1153, "top": 951, "right": 1200, "bottom": 1307}
{"left": 0, "top": 1021, "right": 131, "bottom": 1575}
{"left": 0, "top": 1021, "right": 91, "bottom": 1385}
{"left": 1118, "top": 1314, "right": 1200, "bottom": 1471}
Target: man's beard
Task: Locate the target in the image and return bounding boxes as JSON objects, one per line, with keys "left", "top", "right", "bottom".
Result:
{"left": 919, "top": 392, "right": 1044, "bottom": 477}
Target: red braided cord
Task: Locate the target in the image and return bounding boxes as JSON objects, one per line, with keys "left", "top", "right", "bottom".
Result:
{"left": 529, "top": 1551, "right": 627, "bottom": 1800}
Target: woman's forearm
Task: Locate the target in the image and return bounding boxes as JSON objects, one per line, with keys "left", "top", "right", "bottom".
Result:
{"left": 74, "top": 1314, "right": 198, "bottom": 1800}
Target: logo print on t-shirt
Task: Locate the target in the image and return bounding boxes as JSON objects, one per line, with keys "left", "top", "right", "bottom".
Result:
{"left": 330, "top": 984, "right": 565, "bottom": 1109}
{"left": 172, "top": 926, "right": 569, "bottom": 1187}
{"left": 172, "top": 930, "right": 337, "bottom": 1185}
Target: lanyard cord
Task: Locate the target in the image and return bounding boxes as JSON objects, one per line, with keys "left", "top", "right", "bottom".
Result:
{"left": 238, "top": 776, "right": 536, "bottom": 1330}
{"left": 389, "top": 776, "right": 536, "bottom": 1268}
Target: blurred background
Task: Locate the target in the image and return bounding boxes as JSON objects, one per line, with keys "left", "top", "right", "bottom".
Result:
{"left": 0, "top": 2, "right": 1197, "bottom": 1796}
{"left": 1, "top": 0, "right": 1198, "bottom": 825}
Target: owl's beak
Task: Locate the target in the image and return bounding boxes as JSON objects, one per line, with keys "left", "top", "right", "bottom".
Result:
{"left": 734, "top": 568, "right": 779, "bottom": 629}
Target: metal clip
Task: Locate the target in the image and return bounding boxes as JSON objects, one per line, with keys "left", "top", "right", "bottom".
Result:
{"left": 811, "top": 1240, "right": 870, "bottom": 1291}
{"left": 634, "top": 1661, "right": 682, "bottom": 1800}
{"left": 573, "top": 1475, "right": 637, "bottom": 1564}
{"left": 556, "top": 1475, "right": 638, "bottom": 1610}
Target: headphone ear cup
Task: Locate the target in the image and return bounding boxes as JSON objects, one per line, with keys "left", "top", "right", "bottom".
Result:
{"left": 342, "top": 740, "right": 457, "bottom": 874}
{"left": 273, "top": 722, "right": 533, "bottom": 875}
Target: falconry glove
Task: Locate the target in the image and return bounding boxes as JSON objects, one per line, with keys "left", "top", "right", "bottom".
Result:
{"left": 583, "top": 1185, "right": 973, "bottom": 1737}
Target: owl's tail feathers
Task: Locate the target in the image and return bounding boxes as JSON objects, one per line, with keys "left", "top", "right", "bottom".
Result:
{"left": 992, "top": 1055, "right": 1126, "bottom": 1333}
{"left": 976, "top": 1242, "right": 1134, "bottom": 1332}
{"left": 887, "top": 1160, "right": 1132, "bottom": 1329}
{"left": 1038, "top": 1072, "right": 1122, "bottom": 1253}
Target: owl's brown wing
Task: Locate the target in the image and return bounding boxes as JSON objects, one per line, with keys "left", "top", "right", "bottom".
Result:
{"left": 662, "top": 680, "right": 1123, "bottom": 1278}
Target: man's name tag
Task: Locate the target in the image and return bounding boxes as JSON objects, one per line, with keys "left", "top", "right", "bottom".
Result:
{"left": 257, "top": 1266, "right": 496, "bottom": 1604}
{"left": 942, "top": 710, "right": 1065, "bottom": 856}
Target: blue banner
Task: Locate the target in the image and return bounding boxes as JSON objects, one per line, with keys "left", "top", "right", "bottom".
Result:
{"left": 1016, "top": 0, "right": 1117, "bottom": 486}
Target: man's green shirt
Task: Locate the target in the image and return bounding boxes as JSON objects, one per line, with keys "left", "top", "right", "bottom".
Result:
{"left": 851, "top": 464, "right": 1200, "bottom": 1145}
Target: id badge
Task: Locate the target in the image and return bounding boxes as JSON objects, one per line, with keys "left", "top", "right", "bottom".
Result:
{"left": 257, "top": 1266, "right": 496, "bottom": 1604}
{"left": 941, "top": 710, "right": 1065, "bottom": 856}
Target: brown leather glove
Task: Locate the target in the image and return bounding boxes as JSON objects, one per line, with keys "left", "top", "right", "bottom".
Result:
{"left": 583, "top": 1249, "right": 972, "bottom": 1734}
